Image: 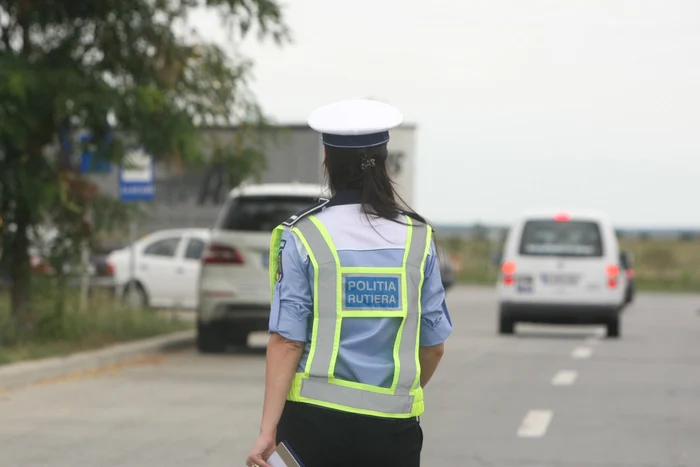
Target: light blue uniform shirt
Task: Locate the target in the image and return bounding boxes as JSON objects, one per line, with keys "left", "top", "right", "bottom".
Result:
{"left": 269, "top": 223, "right": 453, "bottom": 389}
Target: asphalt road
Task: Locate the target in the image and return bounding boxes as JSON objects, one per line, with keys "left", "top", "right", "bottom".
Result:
{"left": 1, "top": 286, "right": 700, "bottom": 467}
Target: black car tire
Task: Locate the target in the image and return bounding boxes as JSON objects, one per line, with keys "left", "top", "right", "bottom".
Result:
{"left": 625, "top": 284, "right": 635, "bottom": 304}
{"left": 230, "top": 329, "right": 250, "bottom": 348}
{"left": 196, "top": 320, "right": 228, "bottom": 354}
{"left": 606, "top": 315, "right": 620, "bottom": 339}
{"left": 498, "top": 308, "right": 515, "bottom": 335}
{"left": 123, "top": 281, "right": 148, "bottom": 309}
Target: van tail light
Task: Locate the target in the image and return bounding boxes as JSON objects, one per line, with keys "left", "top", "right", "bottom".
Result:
{"left": 606, "top": 264, "right": 620, "bottom": 288}
{"left": 105, "top": 262, "right": 115, "bottom": 277}
{"left": 202, "top": 244, "right": 245, "bottom": 265}
{"left": 502, "top": 261, "right": 516, "bottom": 286}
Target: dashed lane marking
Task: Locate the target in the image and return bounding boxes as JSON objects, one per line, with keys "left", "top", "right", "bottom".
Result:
{"left": 551, "top": 370, "right": 578, "bottom": 386}
{"left": 572, "top": 346, "right": 593, "bottom": 359}
{"left": 517, "top": 410, "right": 553, "bottom": 438}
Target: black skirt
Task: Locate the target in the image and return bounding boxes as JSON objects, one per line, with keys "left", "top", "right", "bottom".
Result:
{"left": 276, "top": 401, "right": 423, "bottom": 467}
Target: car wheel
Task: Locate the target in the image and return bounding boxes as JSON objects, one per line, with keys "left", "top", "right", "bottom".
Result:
{"left": 498, "top": 307, "right": 515, "bottom": 335}
{"left": 230, "top": 330, "right": 250, "bottom": 348}
{"left": 123, "top": 281, "right": 148, "bottom": 309}
{"left": 196, "top": 320, "right": 227, "bottom": 354}
{"left": 606, "top": 315, "right": 620, "bottom": 338}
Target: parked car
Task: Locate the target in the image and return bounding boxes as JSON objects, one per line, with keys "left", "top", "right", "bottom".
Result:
{"left": 495, "top": 210, "right": 629, "bottom": 338}
{"left": 196, "top": 183, "right": 326, "bottom": 352}
{"left": 108, "top": 228, "right": 210, "bottom": 309}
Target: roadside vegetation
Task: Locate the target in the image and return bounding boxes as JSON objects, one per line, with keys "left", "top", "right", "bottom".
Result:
{"left": 444, "top": 235, "right": 700, "bottom": 293}
{"left": 0, "top": 1, "right": 289, "bottom": 366}
{"left": 0, "top": 280, "right": 192, "bottom": 366}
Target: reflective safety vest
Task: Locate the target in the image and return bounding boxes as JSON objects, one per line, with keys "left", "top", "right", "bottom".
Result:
{"left": 269, "top": 209, "right": 432, "bottom": 419}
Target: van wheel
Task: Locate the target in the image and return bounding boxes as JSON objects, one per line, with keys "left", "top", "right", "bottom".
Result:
{"left": 606, "top": 316, "right": 620, "bottom": 338}
{"left": 197, "top": 320, "right": 227, "bottom": 354}
{"left": 498, "top": 309, "right": 515, "bottom": 335}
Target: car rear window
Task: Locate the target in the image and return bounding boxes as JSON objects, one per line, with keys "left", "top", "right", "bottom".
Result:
{"left": 518, "top": 220, "right": 604, "bottom": 257}
{"left": 215, "top": 195, "right": 320, "bottom": 232}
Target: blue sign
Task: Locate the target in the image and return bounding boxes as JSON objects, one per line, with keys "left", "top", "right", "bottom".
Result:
{"left": 119, "top": 148, "right": 155, "bottom": 202}
{"left": 77, "top": 132, "right": 114, "bottom": 174}
{"left": 342, "top": 274, "right": 401, "bottom": 310}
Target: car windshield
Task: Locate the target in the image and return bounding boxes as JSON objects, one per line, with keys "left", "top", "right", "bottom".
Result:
{"left": 215, "top": 195, "right": 319, "bottom": 232}
{"left": 518, "top": 219, "right": 604, "bottom": 257}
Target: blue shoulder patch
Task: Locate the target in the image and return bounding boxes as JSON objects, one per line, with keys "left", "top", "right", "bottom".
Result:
{"left": 282, "top": 198, "right": 330, "bottom": 227}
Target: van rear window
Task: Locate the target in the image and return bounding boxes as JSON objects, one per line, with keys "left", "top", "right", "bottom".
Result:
{"left": 215, "top": 195, "right": 319, "bottom": 232}
{"left": 518, "top": 220, "right": 603, "bottom": 257}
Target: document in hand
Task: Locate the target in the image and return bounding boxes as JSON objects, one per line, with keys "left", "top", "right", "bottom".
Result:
{"left": 266, "top": 441, "right": 303, "bottom": 467}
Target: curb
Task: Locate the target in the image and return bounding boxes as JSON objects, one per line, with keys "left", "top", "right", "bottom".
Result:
{"left": 0, "top": 330, "right": 195, "bottom": 391}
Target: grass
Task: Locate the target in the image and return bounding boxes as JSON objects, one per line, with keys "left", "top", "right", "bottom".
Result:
{"left": 0, "top": 283, "right": 192, "bottom": 366}
{"left": 443, "top": 236, "right": 700, "bottom": 293}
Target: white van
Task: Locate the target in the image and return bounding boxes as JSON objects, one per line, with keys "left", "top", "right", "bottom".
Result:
{"left": 495, "top": 209, "right": 628, "bottom": 338}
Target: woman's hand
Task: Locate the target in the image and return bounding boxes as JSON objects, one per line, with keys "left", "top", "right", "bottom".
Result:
{"left": 245, "top": 430, "right": 276, "bottom": 467}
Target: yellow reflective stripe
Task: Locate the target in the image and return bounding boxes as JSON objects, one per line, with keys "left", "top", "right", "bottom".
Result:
{"left": 327, "top": 377, "right": 395, "bottom": 395}
{"left": 390, "top": 215, "right": 413, "bottom": 391}
{"left": 307, "top": 215, "right": 343, "bottom": 381}
{"left": 268, "top": 226, "right": 286, "bottom": 300}
{"left": 290, "top": 226, "right": 320, "bottom": 378}
{"left": 340, "top": 266, "right": 404, "bottom": 274}
{"left": 411, "top": 225, "right": 433, "bottom": 393}
{"left": 340, "top": 310, "right": 405, "bottom": 318}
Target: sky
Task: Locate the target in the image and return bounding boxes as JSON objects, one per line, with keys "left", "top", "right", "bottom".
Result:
{"left": 188, "top": 0, "right": 699, "bottom": 228}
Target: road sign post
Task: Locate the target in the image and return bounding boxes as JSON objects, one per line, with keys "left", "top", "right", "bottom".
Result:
{"left": 118, "top": 149, "right": 155, "bottom": 308}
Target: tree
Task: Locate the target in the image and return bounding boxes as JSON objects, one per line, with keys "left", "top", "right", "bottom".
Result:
{"left": 0, "top": 0, "right": 289, "bottom": 324}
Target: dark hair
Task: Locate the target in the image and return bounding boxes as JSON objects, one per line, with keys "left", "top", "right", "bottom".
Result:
{"left": 323, "top": 143, "right": 417, "bottom": 224}
{"left": 323, "top": 143, "right": 445, "bottom": 270}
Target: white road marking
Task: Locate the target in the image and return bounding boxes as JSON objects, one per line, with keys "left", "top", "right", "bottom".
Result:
{"left": 572, "top": 346, "right": 593, "bottom": 359}
{"left": 517, "top": 410, "right": 553, "bottom": 438}
{"left": 551, "top": 370, "right": 578, "bottom": 386}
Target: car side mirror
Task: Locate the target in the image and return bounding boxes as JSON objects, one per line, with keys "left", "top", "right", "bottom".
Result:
{"left": 491, "top": 251, "right": 503, "bottom": 267}
{"left": 620, "top": 251, "right": 634, "bottom": 269}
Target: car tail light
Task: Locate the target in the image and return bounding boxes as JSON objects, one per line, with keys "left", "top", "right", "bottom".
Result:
{"left": 105, "top": 262, "right": 115, "bottom": 277}
{"left": 502, "top": 261, "right": 516, "bottom": 286}
{"left": 626, "top": 268, "right": 635, "bottom": 279}
{"left": 202, "top": 244, "right": 245, "bottom": 265}
{"left": 606, "top": 264, "right": 620, "bottom": 288}
{"left": 554, "top": 212, "right": 571, "bottom": 222}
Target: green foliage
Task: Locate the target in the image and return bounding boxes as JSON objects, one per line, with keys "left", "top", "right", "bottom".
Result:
{"left": 0, "top": 0, "right": 289, "bottom": 319}
{"left": 0, "top": 287, "right": 191, "bottom": 366}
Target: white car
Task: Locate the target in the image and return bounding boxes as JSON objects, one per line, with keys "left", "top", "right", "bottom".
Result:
{"left": 108, "top": 228, "right": 210, "bottom": 309}
{"left": 495, "top": 209, "right": 628, "bottom": 338}
{"left": 196, "top": 183, "right": 326, "bottom": 352}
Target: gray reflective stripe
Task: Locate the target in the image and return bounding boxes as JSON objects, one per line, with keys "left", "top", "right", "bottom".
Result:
{"left": 294, "top": 218, "right": 338, "bottom": 379}
{"left": 396, "top": 221, "right": 428, "bottom": 394}
{"left": 301, "top": 378, "right": 414, "bottom": 414}
{"left": 294, "top": 216, "right": 429, "bottom": 414}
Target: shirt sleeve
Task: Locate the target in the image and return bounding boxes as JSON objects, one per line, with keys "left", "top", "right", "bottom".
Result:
{"left": 419, "top": 240, "right": 453, "bottom": 347}
{"left": 268, "top": 229, "right": 313, "bottom": 342}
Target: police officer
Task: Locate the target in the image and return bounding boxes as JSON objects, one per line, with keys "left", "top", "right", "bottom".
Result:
{"left": 246, "top": 99, "right": 452, "bottom": 467}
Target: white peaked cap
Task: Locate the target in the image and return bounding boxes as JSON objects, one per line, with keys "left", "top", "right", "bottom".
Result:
{"left": 307, "top": 99, "right": 403, "bottom": 149}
